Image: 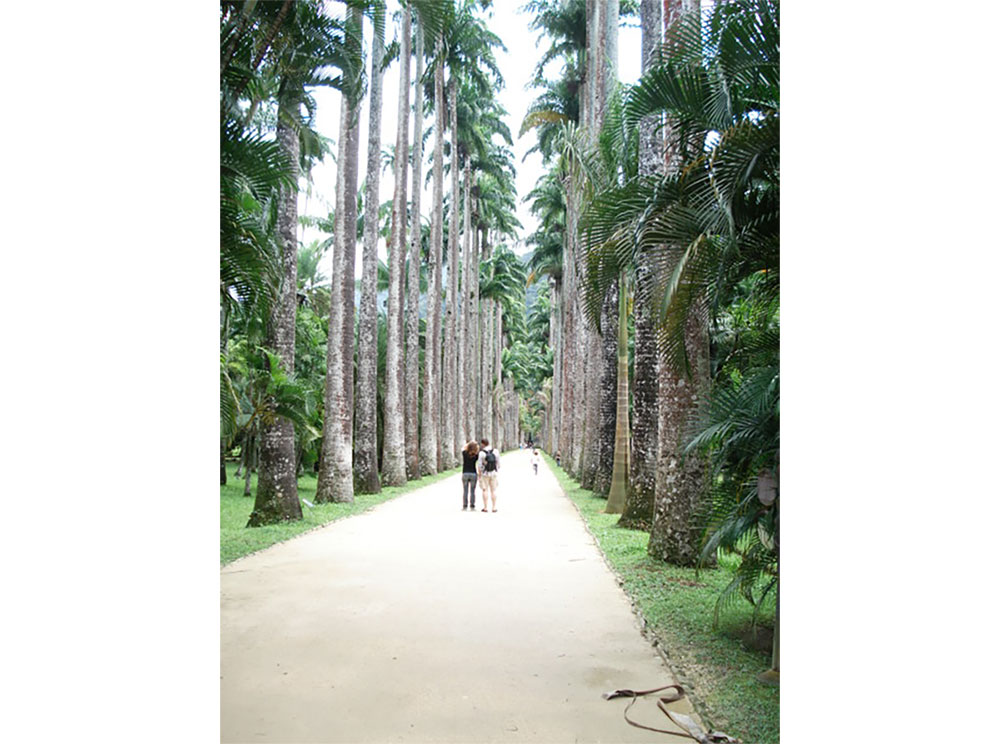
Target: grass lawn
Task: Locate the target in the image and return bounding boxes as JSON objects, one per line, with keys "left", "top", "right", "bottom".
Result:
{"left": 542, "top": 452, "right": 779, "bottom": 744}
{"left": 221, "top": 462, "right": 459, "bottom": 565}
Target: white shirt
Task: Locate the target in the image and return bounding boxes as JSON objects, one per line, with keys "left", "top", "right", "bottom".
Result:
{"left": 476, "top": 447, "right": 500, "bottom": 474}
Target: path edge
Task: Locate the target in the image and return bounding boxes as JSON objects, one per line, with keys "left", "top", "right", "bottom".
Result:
{"left": 547, "top": 459, "right": 717, "bottom": 733}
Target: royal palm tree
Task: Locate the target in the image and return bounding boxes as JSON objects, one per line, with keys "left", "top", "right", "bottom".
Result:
{"left": 355, "top": 1, "right": 386, "bottom": 494}
{"left": 235, "top": 0, "right": 358, "bottom": 524}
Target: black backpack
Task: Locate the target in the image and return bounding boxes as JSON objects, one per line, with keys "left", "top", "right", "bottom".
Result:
{"left": 483, "top": 448, "right": 497, "bottom": 472}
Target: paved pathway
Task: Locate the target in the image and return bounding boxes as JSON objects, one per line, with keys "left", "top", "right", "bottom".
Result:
{"left": 222, "top": 450, "right": 698, "bottom": 742}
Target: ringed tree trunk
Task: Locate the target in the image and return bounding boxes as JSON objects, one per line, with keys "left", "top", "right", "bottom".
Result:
{"left": 355, "top": 5, "right": 385, "bottom": 494}
{"left": 459, "top": 158, "right": 472, "bottom": 446}
{"left": 248, "top": 109, "right": 302, "bottom": 526}
{"left": 620, "top": 0, "right": 663, "bottom": 529}
{"left": 405, "top": 19, "right": 424, "bottom": 481}
{"left": 442, "top": 74, "right": 460, "bottom": 467}
{"left": 420, "top": 33, "right": 445, "bottom": 475}
{"left": 382, "top": 5, "right": 411, "bottom": 486}
{"left": 647, "top": 301, "right": 710, "bottom": 565}
{"left": 647, "top": 0, "right": 708, "bottom": 565}
{"left": 316, "top": 44, "right": 361, "bottom": 505}
{"left": 592, "top": 278, "right": 618, "bottom": 495}
{"left": 471, "top": 215, "right": 482, "bottom": 437}
{"left": 605, "top": 278, "right": 630, "bottom": 513}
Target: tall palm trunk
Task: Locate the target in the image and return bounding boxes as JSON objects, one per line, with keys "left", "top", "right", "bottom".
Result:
{"left": 605, "top": 278, "right": 630, "bottom": 513}
{"left": 442, "top": 75, "right": 459, "bottom": 467}
{"left": 592, "top": 279, "right": 617, "bottom": 495}
{"left": 647, "top": 0, "right": 709, "bottom": 566}
{"left": 557, "top": 218, "right": 576, "bottom": 469}
{"left": 420, "top": 34, "right": 445, "bottom": 475}
{"left": 549, "top": 277, "right": 562, "bottom": 452}
{"left": 493, "top": 306, "right": 502, "bottom": 447}
{"left": 621, "top": 0, "right": 662, "bottom": 528}
{"left": 472, "top": 215, "right": 482, "bottom": 437}
{"left": 317, "top": 27, "right": 361, "bottom": 505}
{"left": 459, "top": 159, "right": 472, "bottom": 445}
{"left": 405, "top": 20, "right": 424, "bottom": 481}
{"left": 248, "top": 111, "right": 302, "bottom": 526}
{"left": 356, "top": 6, "right": 385, "bottom": 494}
{"left": 383, "top": 6, "right": 411, "bottom": 487}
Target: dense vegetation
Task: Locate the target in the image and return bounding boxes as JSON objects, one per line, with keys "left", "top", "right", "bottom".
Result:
{"left": 220, "top": 0, "right": 778, "bottom": 734}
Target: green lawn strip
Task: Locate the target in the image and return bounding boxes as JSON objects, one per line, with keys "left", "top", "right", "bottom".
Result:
{"left": 541, "top": 452, "right": 779, "bottom": 744}
{"left": 221, "top": 462, "right": 460, "bottom": 566}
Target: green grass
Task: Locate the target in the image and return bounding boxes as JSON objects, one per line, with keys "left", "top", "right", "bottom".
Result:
{"left": 221, "top": 462, "right": 460, "bottom": 565}
{"left": 542, "top": 452, "right": 779, "bottom": 744}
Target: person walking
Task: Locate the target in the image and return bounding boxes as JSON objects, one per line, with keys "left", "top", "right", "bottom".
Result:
{"left": 476, "top": 438, "right": 500, "bottom": 512}
{"left": 530, "top": 449, "right": 540, "bottom": 475}
{"left": 461, "top": 441, "right": 479, "bottom": 510}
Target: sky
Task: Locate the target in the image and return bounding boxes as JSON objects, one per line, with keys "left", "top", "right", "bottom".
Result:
{"left": 302, "top": 1, "right": 643, "bottom": 278}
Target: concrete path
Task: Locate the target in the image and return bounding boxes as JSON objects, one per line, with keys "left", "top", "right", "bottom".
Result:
{"left": 222, "top": 450, "right": 699, "bottom": 743}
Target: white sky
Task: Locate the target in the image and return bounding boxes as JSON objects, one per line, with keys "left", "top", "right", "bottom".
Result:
{"left": 302, "top": 0, "right": 643, "bottom": 277}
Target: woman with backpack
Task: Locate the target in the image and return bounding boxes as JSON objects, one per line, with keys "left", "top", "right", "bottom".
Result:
{"left": 461, "top": 441, "right": 479, "bottom": 510}
{"left": 476, "top": 438, "right": 500, "bottom": 512}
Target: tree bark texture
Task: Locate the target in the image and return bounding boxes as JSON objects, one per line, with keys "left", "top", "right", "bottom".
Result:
{"left": 404, "top": 20, "right": 423, "bottom": 481}
{"left": 443, "top": 75, "right": 460, "bottom": 467}
{"left": 460, "top": 159, "right": 473, "bottom": 446}
{"left": 592, "top": 278, "right": 618, "bottom": 496}
{"left": 420, "top": 35, "right": 445, "bottom": 475}
{"left": 605, "top": 279, "right": 630, "bottom": 513}
{"left": 316, "top": 65, "right": 360, "bottom": 505}
{"left": 249, "top": 113, "right": 302, "bottom": 526}
{"left": 356, "top": 8, "right": 385, "bottom": 494}
{"left": 647, "top": 303, "right": 710, "bottom": 566}
{"left": 621, "top": 0, "right": 664, "bottom": 529}
{"left": 382, "top": 6, "right": 411, "bottom": 487}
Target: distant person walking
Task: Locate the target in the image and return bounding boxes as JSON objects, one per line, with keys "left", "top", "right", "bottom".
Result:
{"left": 530, "top": 449, "right": 540, "bottom": 475}
{"left": 477, "top": 438, "right": 500, "bottom": 512}
{"left": 461, "top": 441, "right": 479, "bottom": 510}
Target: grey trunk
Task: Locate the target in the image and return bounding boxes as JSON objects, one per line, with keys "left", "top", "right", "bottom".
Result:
{"left": 249, "top": 114, "right": 301, "bottom": 525}
{"left": 316, "top": 51, "right": 360, "bottom": 505}
{"left": 621, "top": 0, "right": 663, "bottom": 529}
{"left": 356, "top": 7, "right": 384, "bottom": 494}
{"left": 420, "top": 34, "right": 444, "bottom": 475}
{"left": 442, "top": 75, "right": 460, "bottom": 467}
{"left": 404, "top": 17, "right": 423, "bottom": 481}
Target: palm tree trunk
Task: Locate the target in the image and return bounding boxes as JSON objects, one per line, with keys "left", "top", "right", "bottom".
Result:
{"left": 248, "top": 111, "right": 302, "bottom": 526}
{"left": 493, "top": 305, "right": 502, "bottom": 448}
{"left": 404, "top": 18, "right": 423, "bottom": 481}
{"left": 646, "top": 0, "right": 708, "bottom": 565}
{"left": 459, "top": 159, "right": 472, "bottom": 446}
{"left": 605, "top": 278, "right": 630, "bottom": 513}
{"left": 421, "top": 33, "right": 445, "bottom": 475}
{"left": 316, "top": 56, "right": 360, "bottom": 505}
{"left": 620, "top": 0, "right": 663, "bottom": 529}
{"left": 383, "top": 6, "right": 411, "bottom": 487}
{"left": 317, "top": 3, "right": 363, "bottom": 503}
{"left": 472, "top": 217, "right": 482, "bottom": 437}
{"left": 647, "top": 301, "right": 710, "bottom": 565}
{"left": 356, "top": 5, "right": 384, "bottom": 494}
{"left": 592, "top": 278, "right": 617, "bottom": 496}
{"left": 442, "top": 74, "right": 460, "bottom": 467}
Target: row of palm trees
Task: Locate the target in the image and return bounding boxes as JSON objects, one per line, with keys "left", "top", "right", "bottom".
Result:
{"left": 522, "top": 0, "right": 779, "bottom": 676}
{"left": 221, "top": 1, "right": 533, "bottom": 525}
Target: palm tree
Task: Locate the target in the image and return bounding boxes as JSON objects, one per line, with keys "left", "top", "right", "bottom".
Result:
{"left": 355, "top": 1, "right": 386, "bottom": 494}
{"left": 238, "top": 0, "right": 358, "bottom": 524}
{"left": 420, "top": 30, "right": 446, "bottom": 475}
{"left": 383, "top": 4, "right": 414, "bottom": 487}
{"left": 316, "top": 4, "right": 364, "bottom": 505}
{"left": 404, "top": 15, "right": 425, "bottom": 481}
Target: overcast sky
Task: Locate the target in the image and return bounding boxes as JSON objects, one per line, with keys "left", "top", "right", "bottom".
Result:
{"left": 303, "top": 1, "right": 643, "bottom": 277}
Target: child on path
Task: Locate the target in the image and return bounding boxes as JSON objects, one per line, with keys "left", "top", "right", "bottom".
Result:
{"left": 531, "top": 449, "right": 540, "bottom": 475}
